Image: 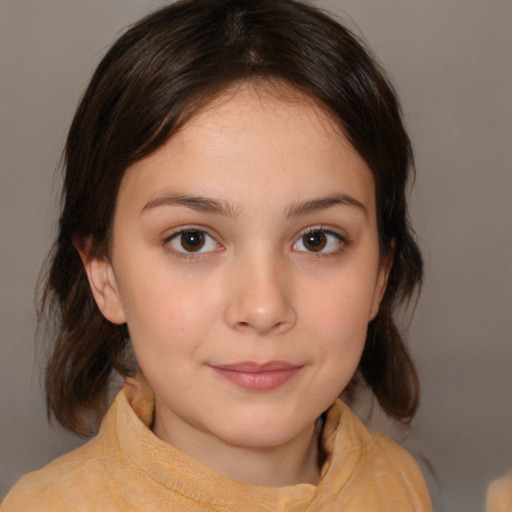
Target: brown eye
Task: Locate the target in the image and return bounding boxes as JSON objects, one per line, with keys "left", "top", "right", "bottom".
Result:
{"left": 168, "top": 229, "right": 220, "bottom": 255}
{"left": 293, "top": 229, "right": 345, "bottom": 254}
{"left": 302, "top": 231, "right": 327, "bottom": 252}
{"left": 165, "top": 226, "right": 222, "bottom": 257}
{"left": 180, "top": 231, "right": 205, "bottom": 252}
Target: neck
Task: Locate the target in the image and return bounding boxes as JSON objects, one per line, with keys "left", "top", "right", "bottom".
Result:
{"left": 152, "top": 402, "right": 323, "bottom": 487}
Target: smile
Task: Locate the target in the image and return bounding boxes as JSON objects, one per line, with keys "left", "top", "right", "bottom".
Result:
{"left": 209, "top": 362, "right": 303, "bottom": 391}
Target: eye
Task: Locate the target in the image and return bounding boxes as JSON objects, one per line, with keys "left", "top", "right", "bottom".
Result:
{"left": 293, "top": 228, "right": 345, "bottom": 254}
{"left": 167, "top": 229, "right": 220, "bottom": 254}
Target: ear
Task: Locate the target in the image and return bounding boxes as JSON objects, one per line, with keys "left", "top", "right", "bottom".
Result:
{"left": 75, "top": 243, "right": 126, "bottom": 325}
{"left": 369, "top": 240, "right": 395, "bottom": 321}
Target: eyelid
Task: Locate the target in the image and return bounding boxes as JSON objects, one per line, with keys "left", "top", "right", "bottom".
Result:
{"left": 293, "top": 225, "right": 348, "bottom": 254}
{"left": 163, "top": 225, "right": 224, "bottom": 257}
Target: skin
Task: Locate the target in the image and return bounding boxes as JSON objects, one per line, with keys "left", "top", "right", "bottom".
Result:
{"left": 82, "top": 84, "right": 391, "bottom": 487}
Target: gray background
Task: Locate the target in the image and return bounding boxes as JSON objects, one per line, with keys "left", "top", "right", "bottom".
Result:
{"left": 1, "top": 1, "right": 510, "bottom": 510}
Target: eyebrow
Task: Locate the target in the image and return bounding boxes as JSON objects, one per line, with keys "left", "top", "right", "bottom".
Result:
{"left": 140, "top": 193, "right": 240, "bottom": 218}
{"left": 285, "top": 194, "right": 368, "bottom": 218}
{"left": 141, "top": 192, "right": 367, "bottom": 219}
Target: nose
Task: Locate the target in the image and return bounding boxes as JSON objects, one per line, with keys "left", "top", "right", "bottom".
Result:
{"left": 224, "top": 256, "right": 297, "bottom": 336}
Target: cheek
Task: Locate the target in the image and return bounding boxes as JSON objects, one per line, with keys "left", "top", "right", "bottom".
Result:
{"left": 116, "top": 265, "right": 222, "bottom": 352}
{"left": 303, "top": 270, "right": 377, "bottom": 335}
{"left": 300, "top": 267, "right": 377, "bottom": 382}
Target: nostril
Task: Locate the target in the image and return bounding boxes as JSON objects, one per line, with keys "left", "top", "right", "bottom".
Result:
{"left": 225, "top": 290, "right": 297, "bottom": 334}
{"left": 235, "top": 319, "right": 290, "bottom": 334}
{"left": 273, "top": 321, "right": 290, "bottom": 333}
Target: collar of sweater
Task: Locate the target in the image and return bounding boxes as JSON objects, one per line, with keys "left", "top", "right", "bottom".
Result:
{"left": 101, "top": 374, "right": 361, "bottom": 510}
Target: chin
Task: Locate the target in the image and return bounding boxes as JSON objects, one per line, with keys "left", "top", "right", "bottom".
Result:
{"left": 211, "top": 413, "right": 308, "bottom": 450}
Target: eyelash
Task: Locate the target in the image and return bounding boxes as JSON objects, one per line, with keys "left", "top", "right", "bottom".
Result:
{"left": 293, "top": 226, "right": 347, "bottom": 256}
{"left": 164, "top": 226, "right": 222, "bottom": 259}
{"left": 163, "top": 225, "right": 348, "bottom": 258}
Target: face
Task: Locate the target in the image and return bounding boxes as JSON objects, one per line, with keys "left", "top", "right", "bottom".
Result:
{"left": 85, "top": 85, "right": 389, "bottom": 459}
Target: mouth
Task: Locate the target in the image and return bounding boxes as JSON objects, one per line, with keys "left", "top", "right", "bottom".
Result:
{"left": 208, "top": 361, "right": 303, "bottom": 391}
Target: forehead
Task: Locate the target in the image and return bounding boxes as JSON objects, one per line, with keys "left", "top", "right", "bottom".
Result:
{"left": 178, "top": 83, "right": 349, "bottom": 156}
{"left": 117, "top": 83, "right": 375, "bottom": 215}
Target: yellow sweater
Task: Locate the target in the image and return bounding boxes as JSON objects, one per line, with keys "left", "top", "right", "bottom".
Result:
{"left": 2, "top": 377, "right": 432, "bottom": 511}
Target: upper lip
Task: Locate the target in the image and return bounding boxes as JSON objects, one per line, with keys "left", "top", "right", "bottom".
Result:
{"left": 210, "top": 361, "right": 302, "bottom": 372}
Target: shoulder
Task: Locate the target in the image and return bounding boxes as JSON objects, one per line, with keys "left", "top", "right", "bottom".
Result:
{"left": 367, "top": 429, "right": 432, "bottom": 510}
{"left": 364, "top": 425, "right": 428, "bottom": 480}
{"left": 329, "top": 400, "right": 433, "bottom": 510}
{"left": 335, "top": 400, "right": 425, "bottom": 474}
{"left": 1, "top": 435, "right": 110, "bottom": 511}
{"left": 1, "top": 380, "right": 155, "bottom": 511}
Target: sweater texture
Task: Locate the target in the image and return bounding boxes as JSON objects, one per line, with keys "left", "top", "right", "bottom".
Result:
{"left": 2, "top": 377, "right": 432, "bottom": 511}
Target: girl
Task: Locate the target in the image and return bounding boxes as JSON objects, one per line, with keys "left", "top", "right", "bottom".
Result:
{"left": 2, "top": 0, "right": 432, "bottom": 509}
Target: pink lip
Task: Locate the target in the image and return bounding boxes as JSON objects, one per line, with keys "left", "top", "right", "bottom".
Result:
{"left": 209, "top": 361, "right": 302, "bottom": 391}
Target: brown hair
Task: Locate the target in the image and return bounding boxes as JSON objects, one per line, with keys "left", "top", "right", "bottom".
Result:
{"left": 41, "top": 0, "right": 423, "bottom": 436}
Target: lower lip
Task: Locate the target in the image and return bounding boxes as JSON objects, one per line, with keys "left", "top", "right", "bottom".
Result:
{"left": 211, "top": 367, "right": 301, "bottom": 391}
